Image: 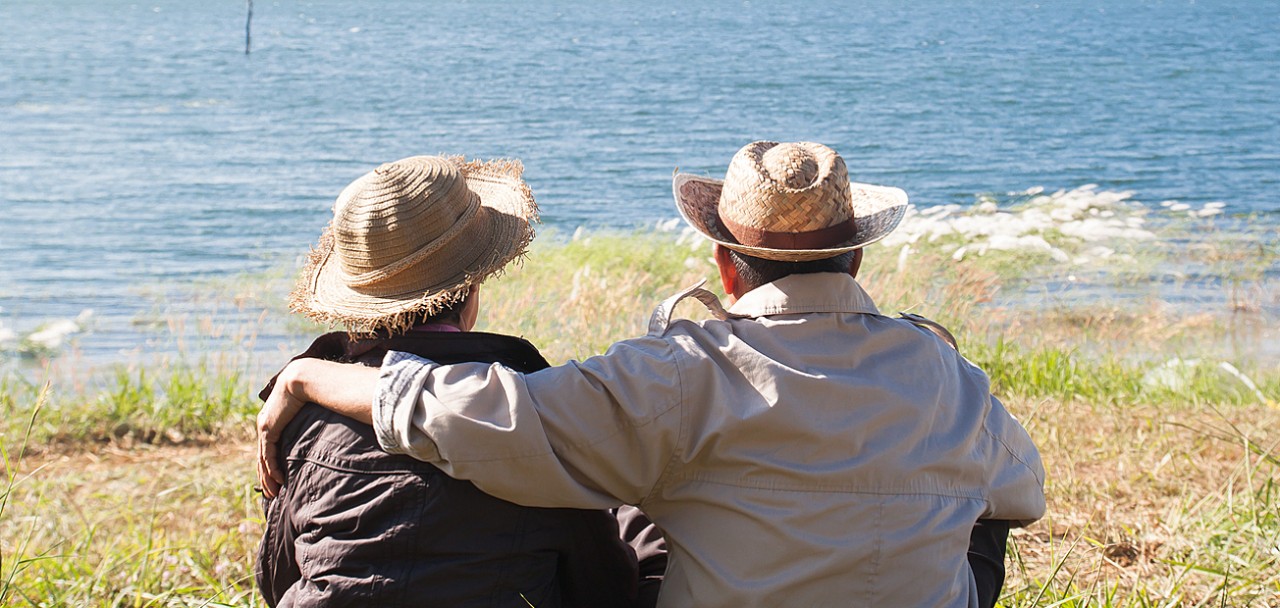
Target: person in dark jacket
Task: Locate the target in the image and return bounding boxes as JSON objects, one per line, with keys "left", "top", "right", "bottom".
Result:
{"left": 255, "top": 155, "right": 639, "bottom": 607}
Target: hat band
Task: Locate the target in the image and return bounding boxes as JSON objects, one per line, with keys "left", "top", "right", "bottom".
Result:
{"left": 717, "top": 214, "right": 856, "bottom": 251}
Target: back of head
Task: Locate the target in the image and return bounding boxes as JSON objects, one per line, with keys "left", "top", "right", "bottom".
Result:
{"left": 725, "top": 249, "right": 857, "bottom": 293}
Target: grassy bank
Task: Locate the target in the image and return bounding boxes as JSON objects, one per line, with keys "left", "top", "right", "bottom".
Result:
{"left": 2, "top": 196, "right": 1278, "bottom": 605}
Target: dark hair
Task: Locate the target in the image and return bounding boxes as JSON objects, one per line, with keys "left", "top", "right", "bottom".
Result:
{"left": 394, "top": 292, "right": 471, "bottom": 335}
{"left": 727, "top": 248, "right": 856, "bottom": 291}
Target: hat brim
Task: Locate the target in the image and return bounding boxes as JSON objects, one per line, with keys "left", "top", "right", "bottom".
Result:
{"left": 672, "top": 173, "right": 908, "bottom": 262}
{"left": 293, "top": 159, "right": 538, "bottom": 333}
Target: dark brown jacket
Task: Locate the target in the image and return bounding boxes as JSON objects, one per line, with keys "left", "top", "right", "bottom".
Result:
{"left": 256, "top": 331, "right": 639, "bottom": 608}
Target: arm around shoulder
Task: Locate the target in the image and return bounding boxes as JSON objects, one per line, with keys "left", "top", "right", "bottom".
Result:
{"left": 286, "top": 358, "right": 381, "bottom": 423}
{"left": 372, "top": 337, "right": 688, "bottom": 509}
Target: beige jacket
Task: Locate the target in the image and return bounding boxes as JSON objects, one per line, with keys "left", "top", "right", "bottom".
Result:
{"left": 374, "top": 272, "right": 1046, "bottom": 607}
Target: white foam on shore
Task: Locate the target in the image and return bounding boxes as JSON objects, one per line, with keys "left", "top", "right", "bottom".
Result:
{"left": 880, "top": 185, "right": 1165, "bottom": 264}
{"left": 654, "top": 187, "right": 1228, "bottom": 265}
{"left": 654, "top": 218, "right": 682, "bottom": 233}
{"left": 9, "top": 309, "right": 94, "bottom": 356}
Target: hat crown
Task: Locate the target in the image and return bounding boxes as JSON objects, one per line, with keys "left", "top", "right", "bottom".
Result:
{"left": 330, "top": 156, "right": 479, "bottom": 279}
{"left": 762, "top": 143, "right": 821, "bottom": 189}
{"left": 719, "top": 141, "right": 853, "bottom": 234}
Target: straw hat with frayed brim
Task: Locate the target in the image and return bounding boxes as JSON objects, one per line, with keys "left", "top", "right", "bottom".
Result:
{"left": 292, "top": 155, "right": 538, "bottom": 333}
{"left": 673, "top": 141, "right": 908, "bottom": 262}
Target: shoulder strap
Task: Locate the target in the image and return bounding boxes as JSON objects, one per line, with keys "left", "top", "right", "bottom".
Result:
{"left": 648, "top": 280, "right": 746, "bottom": 336}
{"left": 898, "top": 312, "right": 959, "bottom": 351}
{"left": 645, "top": 283, "right": 961, "bottom": 352}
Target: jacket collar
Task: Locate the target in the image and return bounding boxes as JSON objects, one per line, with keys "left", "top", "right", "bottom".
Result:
{"left": 728, "top": 272, "right": 880, "bottom": 318}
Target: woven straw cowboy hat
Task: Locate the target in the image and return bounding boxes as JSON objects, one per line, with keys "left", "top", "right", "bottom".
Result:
{"left": 673, "top": 141, "right": 908, "bottom": 262}
{"left": 292, "top": 155, "right": 538, "bottom": 333}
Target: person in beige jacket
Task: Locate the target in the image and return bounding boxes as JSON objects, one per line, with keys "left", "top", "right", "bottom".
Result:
{"left": 258, "top": 141, "right": 1046, "bottom": 608}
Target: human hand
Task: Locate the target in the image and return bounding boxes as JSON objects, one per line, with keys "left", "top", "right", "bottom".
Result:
{"left": 257, "top": 360, "right": 307, "bottom": 499}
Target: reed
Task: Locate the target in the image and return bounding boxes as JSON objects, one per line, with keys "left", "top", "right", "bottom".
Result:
{"left": 480, "top": 229, "right": 721, "bottom": 362}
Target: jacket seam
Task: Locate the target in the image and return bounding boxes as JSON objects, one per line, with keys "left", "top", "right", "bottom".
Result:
{"left": 436, "top": 396, "right": 682, "bottom": 466}
{"left": 641, "top": 334, "right": 689, "bottom": 506}
{"left": 661, "top": 476, "right": 987, "bottom": 500}
{"left": 285, "top": 452, "right": 435, "bottom": 476}
{"left": 436, "top": 348, "right": 685, "bottom": 467}
{"left": 982, "top": 421, "right": 1045, "bottom": 486}
{"left": 866, "top": 500, "right": 884, "bottom": 604}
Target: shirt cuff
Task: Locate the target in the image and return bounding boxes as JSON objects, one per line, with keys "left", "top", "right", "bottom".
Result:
{"left": 374, "top": 350, "right": 441, "bottom": 460}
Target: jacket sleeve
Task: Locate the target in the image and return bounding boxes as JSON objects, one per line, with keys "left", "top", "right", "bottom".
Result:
{"left": 372, "top": 336, "right": 687, "bottom": 509}
{"left": 981, "top": 393, "right": 1047, "bottom": 527}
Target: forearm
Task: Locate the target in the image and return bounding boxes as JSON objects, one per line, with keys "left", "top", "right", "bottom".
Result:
{"left": 283, "top": 358, "right": 380, "bottom": 424}
{"left": 375, "top": 347, "right": 683, "bottom": 508}
{"left": 258, "top": 357, "right": 381, "bottom": 498}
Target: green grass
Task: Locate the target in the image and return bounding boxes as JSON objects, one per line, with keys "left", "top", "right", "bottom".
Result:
{"left": 967, "top": 339, "right": 1275, "bottom": 408}
{"left": 2, "top": 365, "right": 256, "bottom": 451}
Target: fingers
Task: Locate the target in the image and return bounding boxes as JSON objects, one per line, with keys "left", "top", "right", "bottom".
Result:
{"left": 255, "top": 359, "right": 311, "bottom": 499}
{"left": 257, "top": 407, "right": 280, "bottom": 498}
{"left": 258, "top": 431, "right": 282, "bottom": 499}
{"left": 257, "top": 377, "right": 297, "bottom": 499}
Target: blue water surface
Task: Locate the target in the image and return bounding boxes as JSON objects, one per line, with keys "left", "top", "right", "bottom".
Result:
{"left": 1, "top": 0, "right": 1277, "bottom": 364}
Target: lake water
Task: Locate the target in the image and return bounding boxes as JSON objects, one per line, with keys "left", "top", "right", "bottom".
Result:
{"left": 1, "top": 0, "right": 1278, "bottom": 368}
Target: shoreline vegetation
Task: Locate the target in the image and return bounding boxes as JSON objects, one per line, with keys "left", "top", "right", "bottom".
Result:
{"left": 3, "top": 189, "right": 1278, "bottom": 606}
